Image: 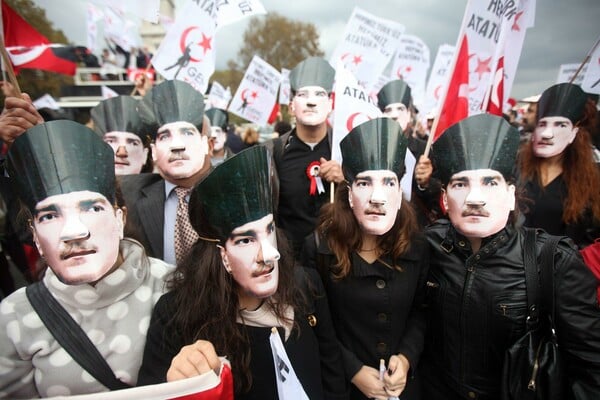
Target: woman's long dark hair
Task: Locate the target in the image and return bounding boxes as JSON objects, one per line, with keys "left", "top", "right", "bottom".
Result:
{"left": 166, "top": 225, "right": 302, "bottom": 394}
{"left": 519, "top": 99, "right": 600, "bottom": 224}
{"left": 317, "top": 182, "right": 419, "bottom": 279}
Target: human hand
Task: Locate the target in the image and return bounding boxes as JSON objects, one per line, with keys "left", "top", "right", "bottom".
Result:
{"left": 351, "top": 365, "right": 387, "bottom": 400}
{"left": 134, "top": 74, "right": 152, "bottom": 97}
{"left": 1, "top": 81, "right": 19, "bottom": 98}
{"left": 383, "top": 354, "right": 410, "bottom": 398}
{"left": 319, "top": 157, "right": 344, "bottom": 184}
{"left": 0, "top": 94, "right": 44, "bottom": 144}
{"left": 166, "top": 340, "right": 221, "bottom": 382}
{"left": 415, "top": 155, "right": 433, "bottom": 188}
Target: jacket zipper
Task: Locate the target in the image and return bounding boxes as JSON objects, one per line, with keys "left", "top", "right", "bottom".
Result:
{"left": 460, "top": 263, "right": 476, "bottom": 384}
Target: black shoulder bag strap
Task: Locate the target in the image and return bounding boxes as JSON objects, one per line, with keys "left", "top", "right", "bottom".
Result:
{"left": 26, "top": 281, "right": 131, "bottom": 390}
{"left": 523, "top": 228, "right": 540, "bottom": 324}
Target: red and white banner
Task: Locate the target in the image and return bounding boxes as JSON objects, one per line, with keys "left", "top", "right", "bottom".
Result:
{"left": 152, "top": 0, "right": 217, "bottom": 93}
{"left": 331, "top": 64, "right": 382, "bottom": 164}
{"left": 390, "top": 34, "right": 431, "bottom": 108}
{"left": 329, "top": 7, "right": 404, "bottom": 93}
{"left": 228, "top": 55, "right": 281, "bottom": 126}
{"left": 423, "top": 44, "right": 455, "bottom": 118}
{"left": 1, "top": 2, "right": 77, "bottom": 75}
{"left": 215, "top": 0, "right": 266, "bottom": 27}
{"left": 485, "top": 0, "right": 536, "bottom": 115}
{"left": 432, "top": 0, "right": 536, "bottom": 141}
{"left": 153, "top": 0, "right": 265, "bottom": 94}
{"left": 331, "top": 64, "right": 416, "bottom": 200}
{"left": 48, "top": 362, "right": 233, "bottom": 399}
{"left": 207, "top": 81, "right": 232, "bottom": 109}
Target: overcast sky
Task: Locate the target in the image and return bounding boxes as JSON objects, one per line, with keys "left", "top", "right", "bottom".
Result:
{"left": 31, "top": 0, "right": 600, "bottom": 100}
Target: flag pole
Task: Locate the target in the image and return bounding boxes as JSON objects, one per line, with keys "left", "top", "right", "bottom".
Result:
{"left": 569, "top": 35, "right": 600, "bottom": 84}
{"left": 423, "top": 0, "right": 473, "bottom": 159}
{"left": 0, "top": 38, "right": 22, "bottom": 96}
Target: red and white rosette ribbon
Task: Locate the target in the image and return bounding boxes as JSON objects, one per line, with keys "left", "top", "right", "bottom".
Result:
{"left": 306, "top": 161, "right": 325, "bottom": 196}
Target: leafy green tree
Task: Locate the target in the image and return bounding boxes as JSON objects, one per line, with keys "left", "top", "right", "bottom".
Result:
{"left": 230, "top": 12, "right": 323, "bottom": 73}
{"left": 214, "top": 12, "right": 323, "bottom": 124}
{"left": 2, "top": 0, "right": 73, "bottom": 106}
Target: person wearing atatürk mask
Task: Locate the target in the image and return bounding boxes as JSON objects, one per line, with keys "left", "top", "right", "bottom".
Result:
{"left": 120, "top": 80, "right": 212, "bottom": 265}
{"left": 0, "top": 121, "right": 172, "bottom": 398}
{"left": 138, "top": 146, "right": 348, "bottom": 399}
{"left": 265, "top": 57, "right": 345, "bottom": 257}
{"left": 305, "top": 118, "right": 428, "bottom": 400}
{"left": 91, "top": 95, "right": 152, "bottom": 175}
{"left": 377, "top": 79, "right": 441, "bottom": 227}
{"left": 205, "top": 108, "right": 233, "bottom": 167}
{"left": 421, "top": 114, "right": 600, "bottom": 400}
{"left": 519, "top": 83, "right": 600, "bottom": 248}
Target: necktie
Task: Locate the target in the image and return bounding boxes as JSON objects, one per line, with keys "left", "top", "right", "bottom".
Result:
{"left": 174, "top": 187, "right": 198, "bottom": 264}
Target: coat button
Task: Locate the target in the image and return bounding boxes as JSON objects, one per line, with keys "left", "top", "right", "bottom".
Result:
{"left": 378, "top": 313, "right": 388, "bottom": 322}
{"left": 376, "top": 279, "right": 386, "bottom": 289}
{"left": 307, "top": 314, "right": 317, "bottom": 327}
{"left": 468, "top": 391, "right": 477, "bottom": 399}
{"left": 376, "top": 342, "right": 387, "bottom": 353}
{"left": 458, "top": 240, "right": 466, "bottom": 247}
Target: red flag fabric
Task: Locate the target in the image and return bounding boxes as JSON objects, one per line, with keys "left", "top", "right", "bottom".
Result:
{"left": 432, "top": 34, "right": 469, "bottom": 141}
{"left": 486, "top": 55, "right": 505, "bottom": 116}
{"left": 2, "top": 2, "right": 77, "bottom": 75}
{"left": 267, "top": 102, "right": 280, "bottom": 125}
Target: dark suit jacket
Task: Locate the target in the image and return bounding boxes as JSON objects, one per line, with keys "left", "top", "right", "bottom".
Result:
{"left": 119, "top": 173, "right": 166, "bottom": 260}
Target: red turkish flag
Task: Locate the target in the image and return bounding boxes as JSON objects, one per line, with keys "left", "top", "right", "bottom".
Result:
{"left": 267, "top": 102, "right": 280, "bottom": 125}
{"left": 2, "top": 2, "right": 77, "bottom": 75}
{"left": 432, "top": 34, "right": 469, "bottom": 141}
{"left": 486, "top": 55, "right": 505, "bottom": 116}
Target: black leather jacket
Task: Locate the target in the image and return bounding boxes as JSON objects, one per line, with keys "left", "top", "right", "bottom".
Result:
{"left": 421, "top": 220, "right": 600, "bottom": 400}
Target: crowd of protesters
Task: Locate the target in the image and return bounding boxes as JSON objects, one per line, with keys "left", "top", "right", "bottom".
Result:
{"left": 0, "top": 55, "right": 599, "bottom": 399}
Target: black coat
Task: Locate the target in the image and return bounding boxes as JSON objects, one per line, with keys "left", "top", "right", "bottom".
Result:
{"left": 264, "top": 128, "right": 333, "bottom": 255}
{"left": 118, "top": 173, "right": 166, "bottom": 260}
{"left": 421, "top": 220, "right": 600, "bottom": 400}
{"left": 304, "top": 233, "right": 429, "bottom": 400}
{"left": 137, "top": 267, "right": 349, "bottom": 399}
{"left": 521, "top": 175, "right": 600, "bottom": 248}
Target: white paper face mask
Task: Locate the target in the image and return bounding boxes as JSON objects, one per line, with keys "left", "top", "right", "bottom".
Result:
{"left": 33, "top": 191, "right": 123, "bottom": 285}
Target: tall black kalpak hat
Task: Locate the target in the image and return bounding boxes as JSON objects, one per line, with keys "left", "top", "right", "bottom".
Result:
{"left": 289, "top": 57, "right": 335, "bottom": 93}
{"left": 189, "top": 146, "right": 272, "bottom": 242}
{"left": 7, "top": 120, "right": 115, "bottom": 212}
{"left": 537, "top": 83, "right": 588, "bottom": 125}
{"left": 432, "top": 114, "right": 520, "bottom": 185}
{"left": 205, "top": 108, "right": 229, "bottom": 131}
{"left": 377, "top": 79, "right": 412, "bottom": 111}
{"left": 91, "top": 95, "right": 146, "bottom": 141}
{"left": 340, "top": 118, "right": 408, "bottom": 183}
{"left": 138, "top": 80, "right": 205, "bottom": 139}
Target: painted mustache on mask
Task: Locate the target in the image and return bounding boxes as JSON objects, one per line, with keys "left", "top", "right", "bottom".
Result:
{"left": 60, "top": 241, "right": 96, "bottom": 260}
{"left": 252, "top": 262, "right": 276, "bottom": 277}
{"left": 168, "top": 152, "right": 190, "bottom": 162}
{"left": 365, "top": 206, "right": 386, "bottom": 216}
{"left": 462, "top": 205, "right": 490, "bottom": 217}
